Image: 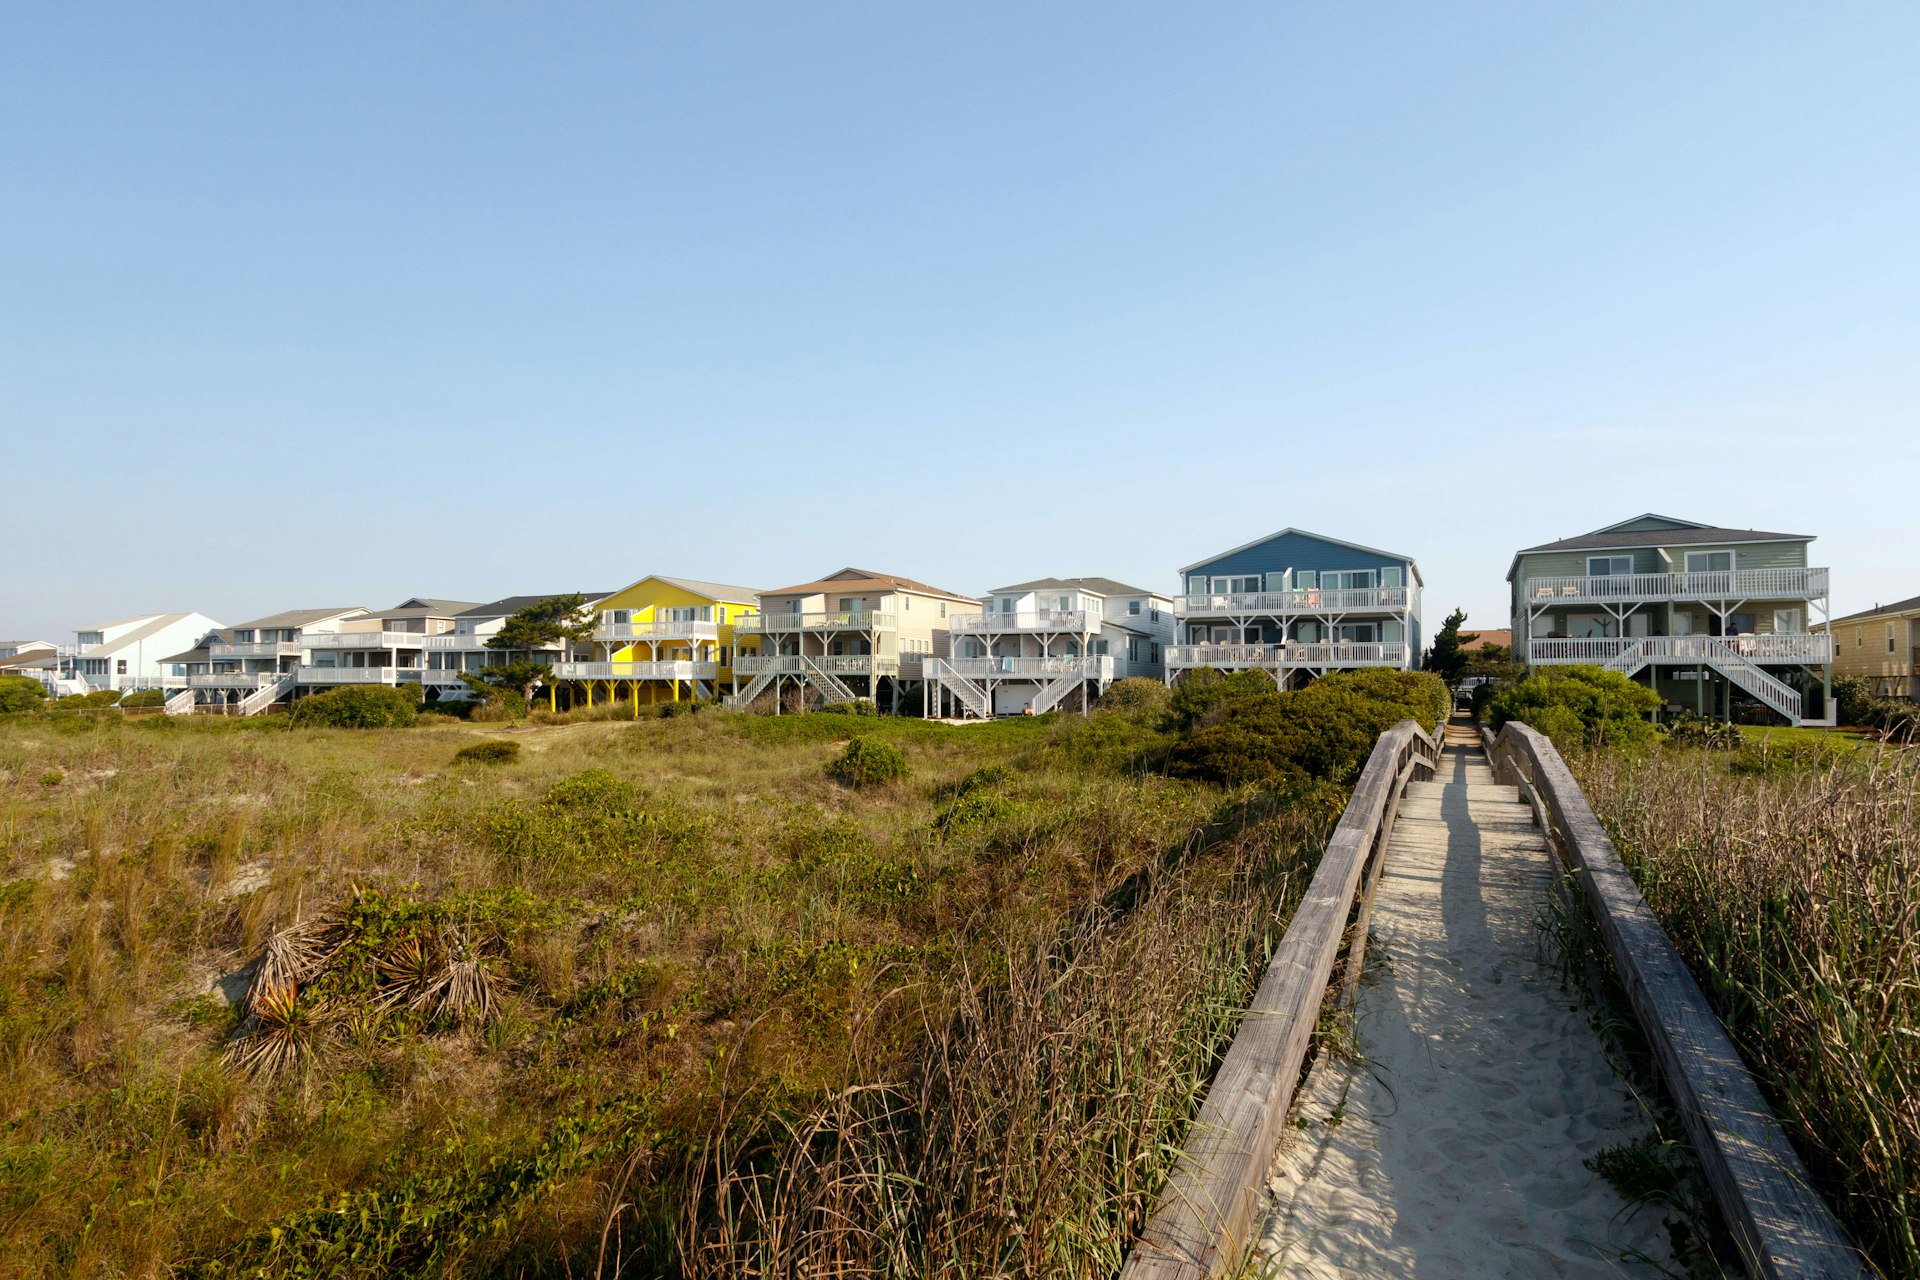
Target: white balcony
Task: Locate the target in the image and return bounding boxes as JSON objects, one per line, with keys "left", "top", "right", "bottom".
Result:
{"left": 1528, "top": 634, "right": 1832, "bottom": 666}
{"left": 189, "top": 672, "right": 285, "bottom": 690}
{"left": 733, "top": 654, "right": 900, "bottom": 677}
{"left": 594, "top": 620, "right": 720, "bottom": 643}
{"left": 552, "top": 660, "right": 719, "bottom": 681}
{"left": 1175, "top": 587, "right": 1411, "bottom": 618}
{"left": 945, "top": 655, "right": 1114, "bottom": 680}
{"left": 211, "top": 640, "right": 302, "bottom": 659}
{"left": 418, "top": 633, "right": 489, "bottom": 651}
{"left": 949, "top": 610, "right": 1090, "bottom": 634}
{"left": 301, "top": 631, "right": 429, "bottom": 650}
{"left": 1521, "top": 567, "right": 1829, "bottom": 607}
{"left": 297, "top": 666, "right": 400, "bottom": 685}
{"left": 1166, "top": 642, "right": 1410, "bottom": 670}
{"left": 738, "top": 612, "right": 896, "bottom": 633}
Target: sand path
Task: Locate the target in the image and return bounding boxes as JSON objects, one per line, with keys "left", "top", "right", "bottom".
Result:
{"left": 1256, "top": 728, "right": 1672, "bottom": 1278}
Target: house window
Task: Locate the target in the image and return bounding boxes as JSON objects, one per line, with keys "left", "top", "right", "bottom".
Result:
{"left": 1129, "top": 637, "right": 1141, "bottom": 661}
{"left": 1774, "top": 610, "right": 1801, "bottom": 634}
{"left": 1587, "top": 556, "right": 1632, "bottom": 577}
{"left": 1149, "top": 642, "right": 1160, "bottom": 663}
{"left": 1150, "top": 605, "right": 1160, "bottom": 622}
{"left": 1187, "top": 575, "right": 1207, "bottom": 595}
{"left": 117, "top": 660, "right": 128, "bottom": 674}
{"left": 1857, "top": 627, "right": 1864, "bottom": 648}
{"left": 1382, "top": 566, "right": 1405, "bottom": 588}
{"left": 939, "top": 603, "right": 946, "bottom": 618}
{"left": 1684, "top": 551, "right": 1734, "bottom": 573}
{"left": 718, "top": 608, "right": 727, "bottom": 624}
{"left": 1129, "top": 600, "right": 1141, "bottom": 616}
{"left": 1891, "top": 623, "right": 1899, "bottom": 654}
{"left": 720, "top": 647, "right": 730, "bottom": 666}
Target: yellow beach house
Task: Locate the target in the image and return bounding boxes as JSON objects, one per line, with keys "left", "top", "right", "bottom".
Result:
{"left": 549, "top": 575, "right": 762, "bottom": 712}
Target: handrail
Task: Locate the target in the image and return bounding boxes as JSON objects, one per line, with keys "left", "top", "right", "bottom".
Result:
{"left": 1122, "top": 718, "right": 1442, "bottom": 1279}
{"left": 1482, "top": 723, "right": 1867, "bottom": 1280}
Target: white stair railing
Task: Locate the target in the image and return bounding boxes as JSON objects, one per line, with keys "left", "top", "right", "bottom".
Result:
{"left": 801, "top": 657, "right": 858, "bottom": 704}
{"left": 237, "top": 674, "right": 296, "bottom": 717}
{"left": 1027, "top": 669, "right": 1086, "bottom": 715}
{"left": 725, "top": 671, "right": 776, "bottom": 708}
{"left": 927, "top": 659, "right": 990, "bottom": 719}
{"left": 164, "top": 687, "right": 197, "bottom": 716}
{"left": 1699, "top": 641, "right": 1803, "bottom": 724}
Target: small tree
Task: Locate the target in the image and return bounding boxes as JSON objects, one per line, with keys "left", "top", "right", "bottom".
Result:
{"left": 1422, "top": 609, "right": 1477, "bottom": 685}
{"left": 458, "top": 663, "right": 550, "bottom": 707}
{"left": 0, "top": 675, "right": 47, "bottom": 714}
{"left": 488, "top": 594, "right": 594, "bottom": 658}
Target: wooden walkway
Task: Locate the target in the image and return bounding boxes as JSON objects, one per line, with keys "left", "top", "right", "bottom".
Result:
{"left": 1257, "top": 726, "right": 1673, "bottom": 1277}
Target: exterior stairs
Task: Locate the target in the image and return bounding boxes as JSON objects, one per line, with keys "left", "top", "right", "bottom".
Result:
{"left": 801, "top": 658, "right": 858, "bottom": 705}
{"left": 164, "top": 687, "right": 197, "bottom": 716}
{"left": 237, "top": 674, "right": 297, "bottom": 717}
{"left": 726, "top": 671, "right": 776, "bottom": 708}
{"left": 1028, "top": 669, "right": 1087, "bottom": 715}
{"left": 1604, "top": 638, "right": 1804, "bottom": 725}
{"left": 926, "top": 659, "right": 990, "bottom": 720}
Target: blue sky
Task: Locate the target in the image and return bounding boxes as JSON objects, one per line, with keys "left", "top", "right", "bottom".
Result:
{"left": 3, "top": 4, "right": 1916, "bottom": 640}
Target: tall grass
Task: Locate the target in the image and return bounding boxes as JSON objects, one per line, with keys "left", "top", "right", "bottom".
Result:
{"left": 0, "top": 708, "right": 1334, "bottom": 1277}
{"left": 1577, "top": 739, "right": 1920, "bottom": 1276}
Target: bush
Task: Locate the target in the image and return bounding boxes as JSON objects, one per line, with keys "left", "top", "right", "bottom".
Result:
{"left": 56, "top": 690, "right": 121, "bottom": 709}
{"left": 1095, "top": 677, "right": 1172, "bottom": 725}
{"left": 454, "top": 740, "right": 521, "bottom": 766}
{"left": 1833, "top": 674, "right": 1920, "bottom": 736}
{"left": 1662, "top": 712, "right": 1740, "bottom": 751}
{"left": 290, "top": 685, "right": 421, "bottom": 729}
{"left": 817, "top": 699, "right": 879, "bottom": 717}
{"left": 1486, "top": 665, "right": 1660, "bottom": 751}
{"left": 421, "top": 697, "right": 477, "bottom": 720}
{"left": 0, "top": 675, "right": 47, "bottom": 713}
{"left": 825, "top": 736, "right": 910, "bottom": 787}
{"left": 1166, "top": 669, "right": 1452, "bottom": 788}
{"left": 1169, "top": 667, "right": 1278, "bottom": 730}
{"left": 118, "top": 689, "right": 167, "bottom": 708}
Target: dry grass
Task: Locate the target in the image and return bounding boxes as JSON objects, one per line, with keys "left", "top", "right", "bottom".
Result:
{"left": 1578, "top": 738, "right": 1920, "bottom": 1277}
{"left": 0, "top": 706, "right": 1332, "bottom": 1277}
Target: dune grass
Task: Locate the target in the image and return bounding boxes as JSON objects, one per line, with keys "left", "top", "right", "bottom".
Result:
{"left": 0, "top": 705, "right": 1336, "bottom": 1277}
{"left": 1576, "top": 738, "right": 1920, "bottom": 1277}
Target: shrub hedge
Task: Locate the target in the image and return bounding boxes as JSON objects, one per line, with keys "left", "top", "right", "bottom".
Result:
{"left": 1486, "top": 665, "right": 1660, "bottom": 751}
{"left": 290, "top": 685, "right": 422, "bottom": 729}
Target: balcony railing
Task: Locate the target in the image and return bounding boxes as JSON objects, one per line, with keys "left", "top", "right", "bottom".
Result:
{"left": 1167, "top": 643, "right": 1410, "bottom": 669}
{"left": 552, "top": 660, "right": 719, "bottom": 680}
{"left": 297, "top": 666, "right": 400, "bottom": 684}
{"left": 949, "top": 610, "right": 1090, "bottom": 634}
{"left": 945, "top": 655, "right": 1115, "bottom": 680}
{"left": 1528, "top": 634, "right": 1833, "bottom": 665}
{"left": 733, "top": 654, "right": 901, "bottom": 677}
{"left": 1175, "top": 587, "right": 1411, "bottom": 617}
{"left": 211, "top": 640, "right": 302, "bottom": 659}
{"left": 301, "top": 631, "right": 429, "bottom": 650}
{"left": 1521, "top": 567, "right": 1829, "bottom": 606}
{"left": 737, "top": 612, "right": 896, "bottom": 633}
{"left": 593, "top": 620, "right": 721, "bottom": 643}
{"left": 189, "top": 672, "right": 284, "bottom": 689}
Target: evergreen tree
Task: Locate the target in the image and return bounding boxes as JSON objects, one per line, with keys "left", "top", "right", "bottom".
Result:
{"left": 1423, "top": 608, "right": 1477, "bottom": 684}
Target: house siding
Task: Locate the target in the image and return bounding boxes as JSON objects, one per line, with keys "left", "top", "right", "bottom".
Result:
{"left": 1185, "top": 532, "right": 1410, "bottom": 588}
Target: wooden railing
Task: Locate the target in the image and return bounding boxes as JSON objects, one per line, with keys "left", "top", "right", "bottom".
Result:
{"left": 300, "top": 631, "right": 426, "bottom": 649}
{"left": 736, "top": 611, "right": 896, "bottom": 632}
{"left": 551, "top": 660, "right": 718, "bottom": 680}
{"left": 949, "top": 610, "right": 1089, "bottom": 633}
{"left": 1482, "top": 723, "right": 1867, "bottom": 1280}
{"left": 733, "top": 654, "right": 901, "bottom": 677}
{"left": 296, "top": 666, "right": 399, "bottom": 684}
{"left": 1175, "top": 586, "right": 1410, "bottom": 617}
{"left": 210, "top": 640, "right": 302, "bottom": 659}
{"left": 1166, "top": 642, "right": 1410, "bottom": 669}
{"left": 944, "top": 655, "right": 1114, "bottom": 679}
{"left": 592, "top": 620, "right": 721, "bottom": 642}
{"left": 1522, "top": 566, "right": 1829, "bottom": 604}
{"left": 1529, "top": 634, "right": 1832, "bottom": 665}
{"left": 1123, "top": 719, "right": 1441, "bottom": 1279}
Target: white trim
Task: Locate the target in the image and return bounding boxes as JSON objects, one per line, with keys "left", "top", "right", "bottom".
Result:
{"left": 1589, "top": 512, "right": 1712, "bottom": 534}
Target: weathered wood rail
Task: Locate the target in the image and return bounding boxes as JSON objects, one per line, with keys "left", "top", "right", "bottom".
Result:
{"left": 1120, "top": 718, "right": 1440, "bottom": 1280}
{"left": 1483, "top": 722, "right": 1869, "bottom": 1280}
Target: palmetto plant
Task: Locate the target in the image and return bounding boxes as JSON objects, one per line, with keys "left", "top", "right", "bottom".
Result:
{"left": 222, "top": 982, "right": 326, "bottom": 1080}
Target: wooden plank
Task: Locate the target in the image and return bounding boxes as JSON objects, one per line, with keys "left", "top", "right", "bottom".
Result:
{"left": 1497, "top": 725, "right": 1869, "bottom": 1280}
{"left": 1122, "top": 721, "right": 1437, "bottom": 1280}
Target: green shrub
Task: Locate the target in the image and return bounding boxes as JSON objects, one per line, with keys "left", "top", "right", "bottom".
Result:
{"left": 0, "top": 675, "right": 47, "bottom": 713}
{"left": 1662, "top": 712, "right": 1740, "bottom": 751}
{"left": 825, "top": 736, "right": 910, "bottom": 787}
{"left": 454, "top": 740, "right": 521, "bottom": 766}
{"left": 118, "top": 689, "right": 167, "bottom": 708}
{"left": 1095, "top": 677, "right": 1172, "bottom": 725}
{"left": 1833, "top": 674, "right": 1919, "bottom": 736}
{"left": 1169, "top": 667, "right": 1279, "bottom": 730}
{"left": 1165, "top": 669, "right": 1450, "bottom": 788}
{"left": 817, "top": 699, "right": 879, "bottom": 717}
{"left": 56, "top": 690, "right": 121, "bottom": 709}
{"left": 421, "top": 697, "right": 477, "bottom": 720}
{"left": 290, "top": 685, "right": 421, "bottom": 729}
{"left": 1486, "top": 665, "right": 1659, "bottom": 751}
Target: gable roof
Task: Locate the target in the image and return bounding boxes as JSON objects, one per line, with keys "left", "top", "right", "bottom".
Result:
{"left": 1177, "top": 529, "right": 1423, "bottom": 586}
{"left": 1506, "top": 519, "right": 1815, "bottom": 581}
{"left": 456, "top": 592, "right": 616, "bottom": 620}
{"left": 376, "top": 598, "right": 485, "bottom": 619}
{"left": 989, "top": 576, "right": 1165, "bottom": 599}
{"left": 759, "top": 567, "right": 974, "bottom": 603}
{"left": 1589, "top": 513, "right": 1712, "bottom": 534}
{"left": 1831, "top": 594, "right": 1920, "bottom": 625}
{"left": 81, "top": 613, "right": 199, "bottom": 652}
{"left": 231, "top": 607, "right": 369, "bottom": 632}
{"left": 158, "top": 628, "right": 236, "bottom": 665}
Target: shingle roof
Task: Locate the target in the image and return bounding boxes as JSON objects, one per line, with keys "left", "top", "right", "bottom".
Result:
{"left": 376, "top": 598, "right": 485, "bottom": 619}
{"left": 456, "top": 592, "right": 616, "bottom": 620}
{"left": 1832, "top": 594, "right": 1920, "bottom": 624}
{"left": 83, "top": 613, "right": 197, "bottom": 652}
{"left": 1515, "top": 526, "right": 1810, "bottom": 554}
{"left": 158, "top": 628, "right": 236, "bottom": 665}
{"left": 760, "top": 568, "right": 974, "bottom": 602}
{"left": 651, "top": 576, "right": 764, "bottom": 603}
{"left": 231, "top": 607, "right": 369, "bottom": 631}
{"left": 989, "top": 576, "right": 1163, "bottom": 598}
